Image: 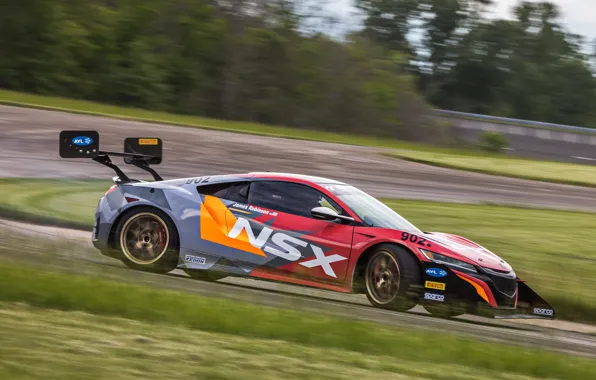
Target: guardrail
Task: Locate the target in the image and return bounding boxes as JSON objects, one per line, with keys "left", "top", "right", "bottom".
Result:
{"left": 433, "top": 109, "right": 596, "bottom": 136}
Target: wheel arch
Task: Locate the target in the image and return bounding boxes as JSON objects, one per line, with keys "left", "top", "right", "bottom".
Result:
{"left": 351, "top": 241, "right": 422, "bottom": 294}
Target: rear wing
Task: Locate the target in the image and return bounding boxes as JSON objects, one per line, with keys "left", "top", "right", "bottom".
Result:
{"left": 59, "top": 130, "right": 164, "bottom": 183}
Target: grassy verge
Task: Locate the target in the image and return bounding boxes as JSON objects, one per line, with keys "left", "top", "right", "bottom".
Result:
{"left": 0, "top": 178, "right": 107, "bottom": 229}
{"left": 387, "top": 151, "right": 596, "bottom": 187}
{"left": 0, "top": 89, "right": 436, "bottom": 150}
{"left": 1, "top": 178, "right": 595, "bottom": 322}
{"left": 1, "top": 304, "right": 527, "bottom": 380}
{"left": 0, "top": 263, "right": 594, "bottom": 380}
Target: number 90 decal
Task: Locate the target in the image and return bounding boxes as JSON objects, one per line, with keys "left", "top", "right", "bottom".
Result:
{"left": 401, "top": 232, "right": 431, "bottom": 248}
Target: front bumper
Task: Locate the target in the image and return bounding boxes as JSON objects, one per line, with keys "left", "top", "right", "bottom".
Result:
{"left": 417, "top": 262, "right": 555, "bottom": 319}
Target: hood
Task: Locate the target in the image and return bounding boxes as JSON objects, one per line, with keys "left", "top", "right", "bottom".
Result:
{"left": 425, "top": 232, "right": 513, "bottom": 272}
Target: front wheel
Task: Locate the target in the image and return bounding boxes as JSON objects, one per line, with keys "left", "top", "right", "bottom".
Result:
{"left": 115, "top": 207, "right": 179, "bottom": 274}
{"left": 364, "top": 244, "right": 420, "bottom": 312}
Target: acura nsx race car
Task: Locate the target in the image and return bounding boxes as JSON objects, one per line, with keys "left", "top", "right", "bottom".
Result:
{"left": 59, "top": 130, "right": 555, "bottom": 319}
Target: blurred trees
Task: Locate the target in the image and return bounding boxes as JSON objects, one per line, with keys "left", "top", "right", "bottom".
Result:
{"left": 358, "top": 0, "right": 596, "bottom": 127}
{"left": 1, "top": 0, "right": 594, "bottom": 137}
{"left": 0, "top": 0, "right": 429, "bottom": 139}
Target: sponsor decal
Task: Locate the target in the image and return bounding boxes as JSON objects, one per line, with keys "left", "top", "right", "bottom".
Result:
{"left": 184, "top": 255, "right": 206, "bottom": 265}
{"left": 231, "top": 203, "right": 278, "bottom": 216}
{"left": 533, "top": 308, "right": 554, "bottom": 317}
{"left": 139, "top": 138, "right": 159, "bottom": 145}
{"left": 425, "top": 267, "right": 447, "bottom": 278}
{"left": 72, "top": 136, "right": 93, "bottom": 146}
{"left": 425, "top": 281, "right": 446, "bottom": 291}
{"left": 227, "top": 217, "right": 346, "bottom": 278}
{"left": 424, "top": 292, "right": 444, "bottom": 302}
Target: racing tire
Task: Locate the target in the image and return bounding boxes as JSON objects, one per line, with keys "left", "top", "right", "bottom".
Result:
{"left": 364, "top": 244, "right": 420, "bottom": 312}
{"left": 114, "top": 207, "right": 179, "bottom": 274}
{"left": 183, "top": 269, "right": 226, "bottom": 282}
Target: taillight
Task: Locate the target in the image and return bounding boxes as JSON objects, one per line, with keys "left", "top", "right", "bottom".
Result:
{"left": 105, "top": 185, "right": 117, "bottom": 196}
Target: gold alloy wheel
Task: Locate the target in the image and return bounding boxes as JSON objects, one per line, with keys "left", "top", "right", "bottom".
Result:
{"left": 119, "top": 212, "right": 170, "bottom": 265}
{"left": 365, "top": 250, "right": 401, "bottom": 305}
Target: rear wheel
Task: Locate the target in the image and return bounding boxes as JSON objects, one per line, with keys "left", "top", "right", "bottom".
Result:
{"left": 115, "top": 207, "right": 179, "bottom": 274}
{"left": 364, "top": 244, "right": 420, "bottom": 312}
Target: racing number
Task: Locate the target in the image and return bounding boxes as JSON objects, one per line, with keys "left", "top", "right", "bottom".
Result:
{"left": 187, "top": 176, "right": 211, "bottom": 184}
{"left": 401, "top": 232, "right": 431, "bottom": 247}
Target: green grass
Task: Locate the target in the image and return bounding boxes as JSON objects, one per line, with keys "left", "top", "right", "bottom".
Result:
{"left": 0, "top": 178, "right": 108, "bottom": 229}
{"left": 387, "top": 151, "right": 596, "bottom": 187}
{"left": 0, "top": 89, "right": 435, "bottom": 150}
{"left": 1, "top": 178, "right": 595, "bottom": 322}
{"left": 0, "top": 263, "right": 595, "bottom": 380}
{"left": 1, "top": 304, "right": 530, "bottom": 380}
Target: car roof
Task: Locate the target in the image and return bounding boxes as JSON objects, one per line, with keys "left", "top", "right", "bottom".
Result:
{"left": 248, "top": 172, "right": 346, "bottom": 185}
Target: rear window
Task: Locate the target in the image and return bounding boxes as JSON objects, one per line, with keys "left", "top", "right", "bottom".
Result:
{"left": 197, "top": 182, "right": 249, "bottom": 203}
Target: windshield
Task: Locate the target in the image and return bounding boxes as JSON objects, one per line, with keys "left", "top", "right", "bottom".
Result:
{"left": 326, "top": 184, "right": 422, "bottom": 233}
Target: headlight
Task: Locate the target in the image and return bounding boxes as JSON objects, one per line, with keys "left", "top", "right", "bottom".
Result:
{"left": 420, "top": 249, "right": 477, "bottom": 273}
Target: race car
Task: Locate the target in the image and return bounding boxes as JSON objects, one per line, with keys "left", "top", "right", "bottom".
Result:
{"left": 59, "top": 130, "right": 555, "bottom": 319}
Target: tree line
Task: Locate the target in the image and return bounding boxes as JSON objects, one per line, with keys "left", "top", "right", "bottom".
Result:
{"left": 0, "top": 0, "right": 594, "bottom": 142}
{"left": 357, "top": 0, "right": 596, "bottom": 127}
{"left": 0, "top": 0, "right": 433, "bottom": 140}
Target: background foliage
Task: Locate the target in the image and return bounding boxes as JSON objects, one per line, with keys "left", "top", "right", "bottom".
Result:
{"left": 357, "top": 0, "right": 596, "bottom": 127}
{"left": 1, "top": 0, "right": 594, "bottom": 140}
{"left": 0, "top": 0, "right": 430, "bottom": 139}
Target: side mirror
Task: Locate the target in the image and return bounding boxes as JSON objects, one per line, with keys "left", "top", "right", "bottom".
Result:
{"left": 311, "top": 207, "right": 354, "bottom": 223}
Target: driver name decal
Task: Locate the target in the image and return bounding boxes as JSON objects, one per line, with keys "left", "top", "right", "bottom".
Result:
{"left": 231, "top": 203, "right": 278, "bottom": 216}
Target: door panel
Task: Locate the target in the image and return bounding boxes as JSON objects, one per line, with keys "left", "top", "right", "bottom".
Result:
{"left": 261, "top": 211, "right": 354, "bottom": 282}
{"left": 237, "top": 180, "right": 354, "bottom": 283}
{"left": 226, "top": 205, "right": 354, "bottom": 283}
{"left": 193, "top": 180, "right": 355, "bottom": 284}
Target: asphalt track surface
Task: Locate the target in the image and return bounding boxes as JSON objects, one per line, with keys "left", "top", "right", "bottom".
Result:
{"left": 2, "top": 218, "right": 596, "bottom": 358}
{"left": 1, "top": 105, "right": 596, "bottom": 211}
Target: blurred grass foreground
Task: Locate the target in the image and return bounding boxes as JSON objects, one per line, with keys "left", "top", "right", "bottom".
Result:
{"left": 0, "top": 255, "right": 595, "bottom": 380}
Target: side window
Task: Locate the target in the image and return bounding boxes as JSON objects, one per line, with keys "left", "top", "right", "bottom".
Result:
{"left": 197, "top": 182, "right": 249, "bottom": 203}
{"left": 248, "top": 181, "right": 342, "bottom": 218}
